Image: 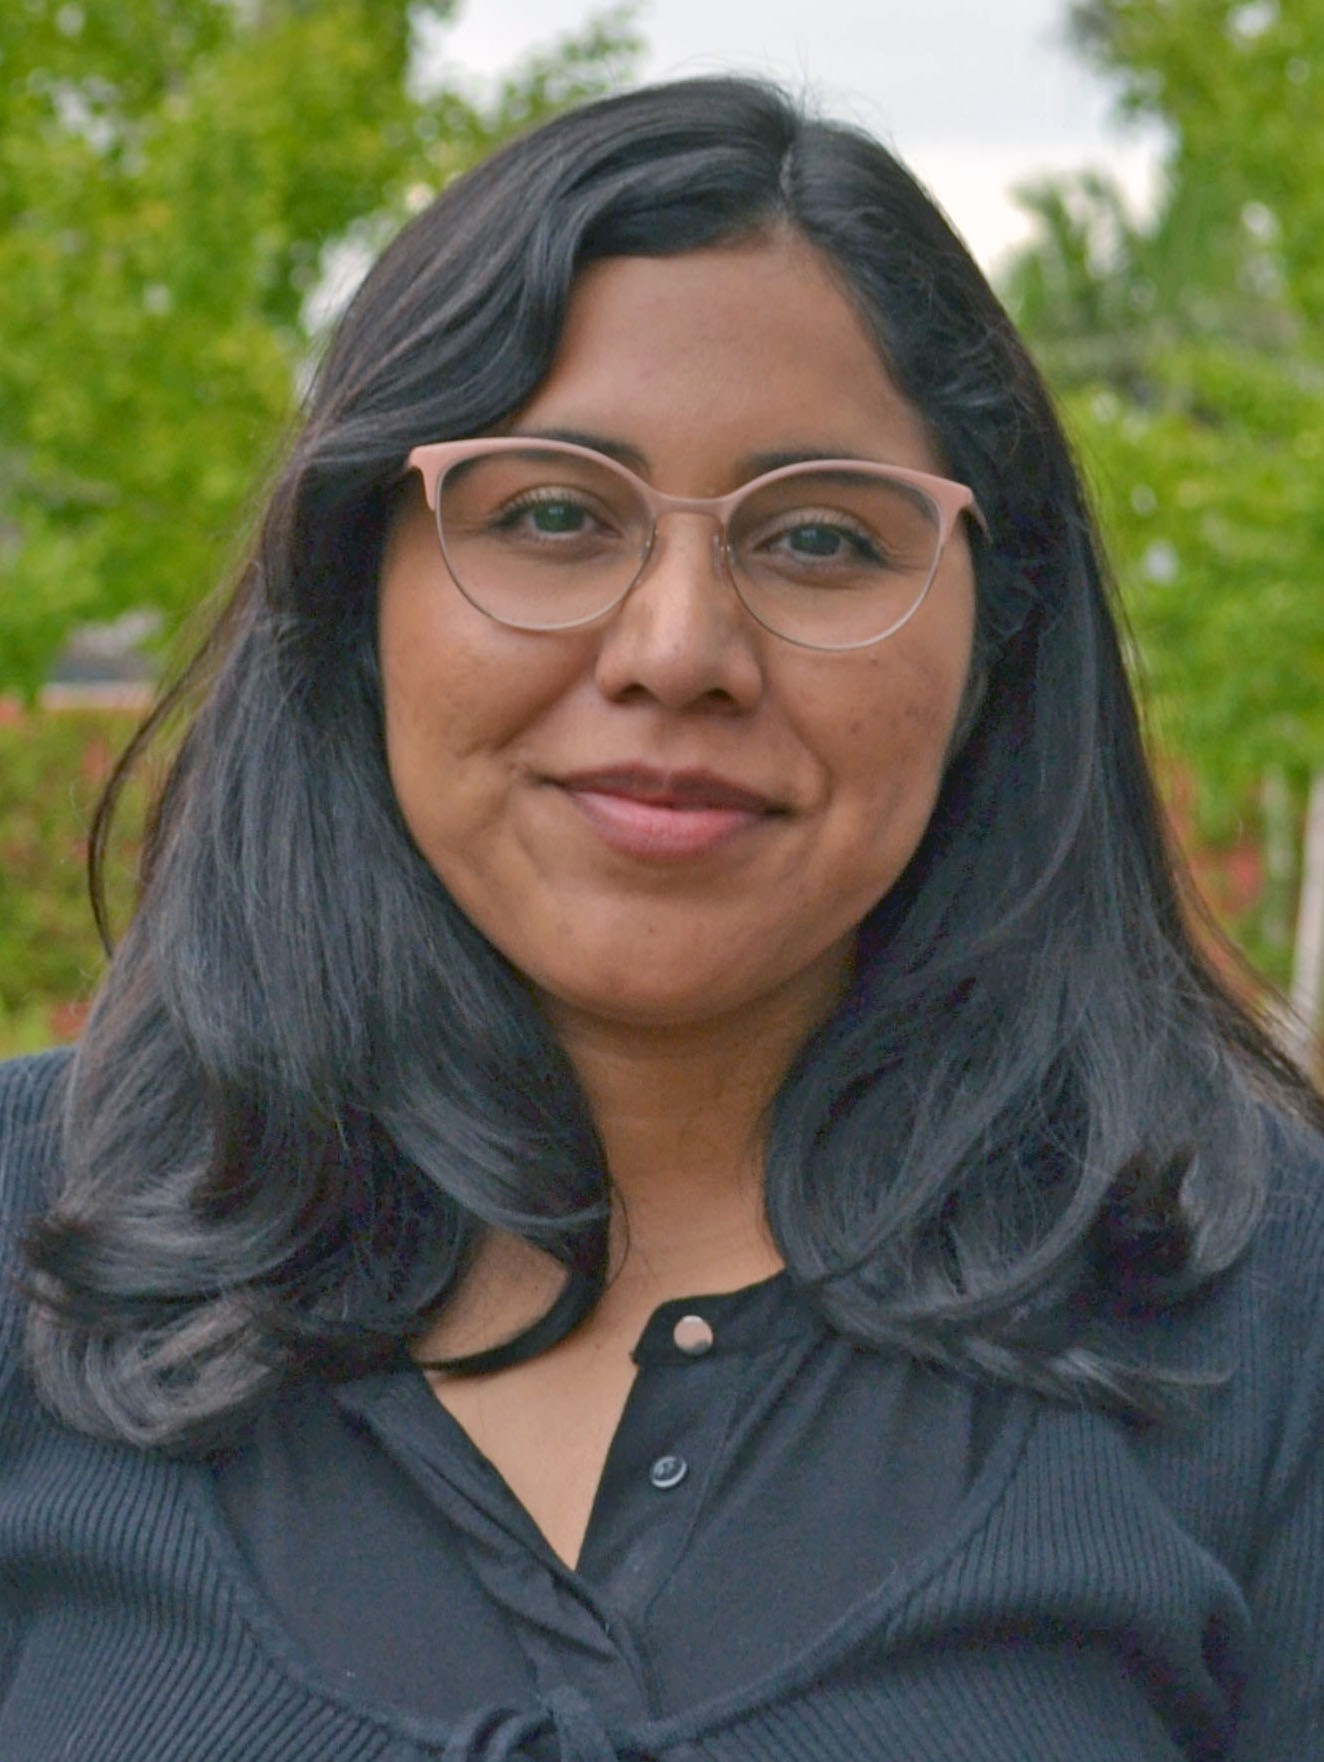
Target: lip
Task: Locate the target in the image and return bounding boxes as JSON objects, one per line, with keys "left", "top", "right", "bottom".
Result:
{"left": 553, "top": 765, "right": 783, "bottom": 859}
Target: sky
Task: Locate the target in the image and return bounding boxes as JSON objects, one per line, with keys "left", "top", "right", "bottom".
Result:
{"left": 423, "top": 0, "right": 1166, "bottom": 274}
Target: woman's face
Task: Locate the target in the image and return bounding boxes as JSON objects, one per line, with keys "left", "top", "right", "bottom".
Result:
{"left": 378, "top": 234, "right": 976, "bottom": 1035}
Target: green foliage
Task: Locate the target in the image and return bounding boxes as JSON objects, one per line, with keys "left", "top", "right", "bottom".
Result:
{"left": 1002, "top": 0, "right": 1324, "bottom": 988}
{"left": 1004, "top": 6, "right": 1324, "bottom": 786}
{"left": 1061, "top": 348, "right": 1324, "bottom": 808}
{"left": 0, "top": 0, "right": 642, "bottom": 696}
{"left": 1071, "top": 0, "right": 1324, "bottom": 322}
{"left": 0, "top": 705, "right": 146, "bottom": 1059}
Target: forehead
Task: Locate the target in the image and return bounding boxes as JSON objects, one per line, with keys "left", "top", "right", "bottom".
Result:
{"left": 512, "top": 236, "right": 944, "bottom": 483}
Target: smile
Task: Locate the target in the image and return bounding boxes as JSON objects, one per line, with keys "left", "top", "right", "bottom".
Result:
{"left": 554, "top": 766, "right": 781, "bottom": 859}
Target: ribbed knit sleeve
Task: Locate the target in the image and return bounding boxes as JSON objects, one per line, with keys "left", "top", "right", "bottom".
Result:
{"left": 0, "top": 1050, "right": 70, "bottom": 1712}
{"left": 0, "top": 1051, "right": 68, "bottom": 1390}
{"left": 1226, "top": 1161, "right": 1324, "bottom": 1753}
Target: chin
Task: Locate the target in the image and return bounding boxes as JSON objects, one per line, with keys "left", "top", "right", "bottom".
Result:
{"left": 531, "top": 940, "right": 854, "bottom": 1038}
{"left": 538, "top": 976, "right": 748, "bottom": 1032}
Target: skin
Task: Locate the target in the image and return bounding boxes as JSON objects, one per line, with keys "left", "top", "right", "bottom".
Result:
{"left": 380, "top": 233, "right": 977, "bottom": 1566}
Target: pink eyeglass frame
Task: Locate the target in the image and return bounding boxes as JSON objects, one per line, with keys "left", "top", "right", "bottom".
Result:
{"left": 406, "top": 436, "right": 988, "bottom": 650}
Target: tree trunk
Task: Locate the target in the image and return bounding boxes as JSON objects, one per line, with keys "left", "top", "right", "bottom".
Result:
{"left": 1287, "top": 768, "right": 1324, "bottom": 1077}
{"left": 1261, "top": 766, "right": 1295, "bottom": 955}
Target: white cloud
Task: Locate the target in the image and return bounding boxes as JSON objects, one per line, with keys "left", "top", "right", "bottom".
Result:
{"left": 424, "top": 0, "right": 1168, "bottom": 272}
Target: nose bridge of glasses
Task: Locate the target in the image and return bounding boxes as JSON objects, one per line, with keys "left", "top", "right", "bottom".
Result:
{"left": 642, "top": 479, "right": 733, "bottom": 529}
{"left": 637, "top": 500, "right": 731, "bottom": 596}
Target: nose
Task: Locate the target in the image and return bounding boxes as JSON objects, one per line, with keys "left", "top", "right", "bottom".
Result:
{"left": 592, "top": 511, "right": 764, "bottom": 711}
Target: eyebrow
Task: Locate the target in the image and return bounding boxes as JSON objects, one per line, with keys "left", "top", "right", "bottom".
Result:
{"left": 508, "top": 426, "right": 876, "bottom": 481}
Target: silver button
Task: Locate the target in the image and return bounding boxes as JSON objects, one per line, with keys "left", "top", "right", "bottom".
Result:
{"left": 672, "top": 1314, "right": 714, "bottom": 1355}
{"left": 649, "top": 1453, "right": 689, "bottom": 1490}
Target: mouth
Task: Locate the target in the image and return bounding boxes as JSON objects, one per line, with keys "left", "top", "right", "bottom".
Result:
{"left": 552, "top": 765, "right": 784, "bottom": 858}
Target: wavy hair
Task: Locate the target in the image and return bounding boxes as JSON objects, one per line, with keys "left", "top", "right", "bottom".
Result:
{"left": 23, "top": 76, "right": 1321, "bottom": 1447}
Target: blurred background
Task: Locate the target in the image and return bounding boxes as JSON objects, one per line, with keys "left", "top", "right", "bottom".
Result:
{"left": 0, "top": 0, "right": 1320, "bottom": 1072}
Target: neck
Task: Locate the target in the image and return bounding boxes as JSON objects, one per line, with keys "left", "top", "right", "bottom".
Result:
{"left": 547, "top": 963, "right": 844, "bottom": 1301}
{"left": 415, "top": 963, "right": 846, "bottom": 1366}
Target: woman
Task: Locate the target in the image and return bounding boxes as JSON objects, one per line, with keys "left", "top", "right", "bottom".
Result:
{"left": 1, "top": 76, "right": 1322, "bottom": 1761}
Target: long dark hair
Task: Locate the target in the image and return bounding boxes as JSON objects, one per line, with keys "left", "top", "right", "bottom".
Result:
{"left": 23, "top": 76, "right": 1321, "bottom": 1448}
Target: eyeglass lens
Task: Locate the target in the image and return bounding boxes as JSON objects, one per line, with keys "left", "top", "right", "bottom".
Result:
{"left": 436, "top": 445, "right": 944, "bottom": 648}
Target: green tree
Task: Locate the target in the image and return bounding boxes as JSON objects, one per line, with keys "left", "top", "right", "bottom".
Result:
{"left": 1072, "top": 0, "right": 1324, "bottom": 322}
{"left": 1002, "top": 0, "right": 1324, "bottom": 1017}
{"left": 0, "top": 0, "right": 640, "bottom": 694}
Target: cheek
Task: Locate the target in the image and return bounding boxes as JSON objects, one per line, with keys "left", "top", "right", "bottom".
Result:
{"left": 378, "top": 536, "right": 509, "bottom": 849}
{"left": 813, "top": 627, "right": 973, "bottom": 861}
{"left": 377, "top": 552, "right": 592, "bottom": 868}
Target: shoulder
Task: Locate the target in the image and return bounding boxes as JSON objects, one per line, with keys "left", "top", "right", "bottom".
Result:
{"left": 0, "top": 1049, "right": 74, "bottom": 1350}
{"left": 1134, "top": 1105, "right": 1324, "bottom": 1497}
{"left": 1172, "top": 1104, "right": 1324, "bottom": 1379}
{"left": 0, "top": 1047, "right": 73, "bottom": 1120}
{"left": 0, "top": 1048, "right": 73, "bottom": 1416}
{"left": 1239, "top": 1104, "right": 1324, "bottom": 1398}
{"left": 0, "top": 1049, "right": 72, "bottom": 1217}
{"left": 1238, "top": 1103, "right": 1324, "bottom": 1314}
{"left": 1103, "top": 1103, "right": 1324, "bottom": 1436}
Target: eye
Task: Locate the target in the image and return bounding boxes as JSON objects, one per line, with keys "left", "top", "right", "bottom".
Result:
{"left": 781, "top": 521, "right": 877, "bottom": 560}
{"left": 756, "top": 512, "right": 891, "bottom": 569}
{"left": 494, "top": 489, "right": 605, "bottom": 537}
{"left": 536, "top": 502, "right": 582, "bottom": 532}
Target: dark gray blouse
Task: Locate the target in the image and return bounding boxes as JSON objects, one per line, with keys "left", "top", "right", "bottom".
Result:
{"left": 214, "top": 1274, "right": 1003, "bottom": 1721}
{"left": 4, "top": 1048, "right": 1324, "bottom": 1760}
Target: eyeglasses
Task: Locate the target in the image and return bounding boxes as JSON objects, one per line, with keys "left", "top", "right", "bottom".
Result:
{"left": 406, "top": 438, "right": 985, "bottom": 652}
